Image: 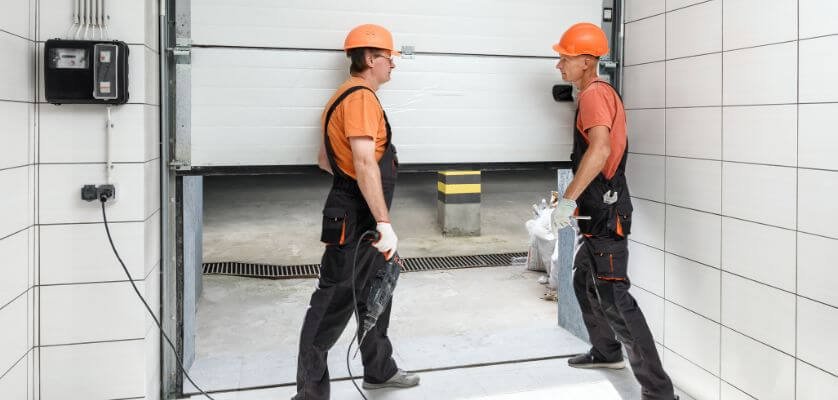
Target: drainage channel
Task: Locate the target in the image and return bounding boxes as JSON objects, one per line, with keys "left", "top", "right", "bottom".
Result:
{"left": 203, "top": 252, "right": 527, "bottom": 279}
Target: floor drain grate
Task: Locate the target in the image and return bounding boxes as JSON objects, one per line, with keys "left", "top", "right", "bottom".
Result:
{"left": 203, "top": 252, "right": 526, "bottom": 279}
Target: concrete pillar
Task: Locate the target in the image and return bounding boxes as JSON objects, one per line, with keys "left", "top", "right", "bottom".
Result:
{"left": 437, "top": 171, "right": 481, "bottom": 236}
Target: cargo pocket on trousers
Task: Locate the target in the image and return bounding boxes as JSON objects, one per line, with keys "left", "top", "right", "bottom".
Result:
{"left": 321, "top": 207, "right": 348, "bottom": 246}
{"left": 592, "top": 247, "right": 628, "bottom": 281}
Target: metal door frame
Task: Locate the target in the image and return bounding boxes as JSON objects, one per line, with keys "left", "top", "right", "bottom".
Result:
{"left": 156, "top": 1, "right": 624, "bottom": 397}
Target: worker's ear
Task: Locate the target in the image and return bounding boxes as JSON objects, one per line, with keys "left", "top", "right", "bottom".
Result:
{"left": 584, "top": 55, "right": 598, "bottom": 70}
{"left": 365, "top": 50, "right": 376, "bottom": 68}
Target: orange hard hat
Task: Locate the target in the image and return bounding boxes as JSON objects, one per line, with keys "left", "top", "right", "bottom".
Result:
{"left": 344, "top": 24, "right": 400, "bottom": 56}
{"left": 552, "top": 22, "right": 609, "bottom": 57}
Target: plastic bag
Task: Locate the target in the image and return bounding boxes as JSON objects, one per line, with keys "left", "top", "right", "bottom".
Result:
{"left": 524, "top": 199, "right": 556, "bottom": 273}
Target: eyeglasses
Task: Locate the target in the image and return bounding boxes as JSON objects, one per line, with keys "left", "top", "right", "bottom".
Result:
{"left": 371, "top": 53, "right": 394, "bottom": 62}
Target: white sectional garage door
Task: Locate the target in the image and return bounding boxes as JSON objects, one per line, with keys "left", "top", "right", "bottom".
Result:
{"left": 190, "top": 0, "right": 600, "bottom": 167}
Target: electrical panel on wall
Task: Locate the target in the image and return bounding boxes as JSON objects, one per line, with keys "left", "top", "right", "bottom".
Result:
{"left": 44, "top": 39, "right": 129, "bottom": 105}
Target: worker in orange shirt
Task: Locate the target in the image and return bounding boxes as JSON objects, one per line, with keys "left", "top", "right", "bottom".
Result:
{"left": 550, "top": 23, "right": 678, "bottom": 400}
{"left": 292, "top": 24, "right": 419, "bottom": 399}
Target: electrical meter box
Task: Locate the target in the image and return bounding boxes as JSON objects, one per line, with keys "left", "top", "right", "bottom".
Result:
{"left": 44, "top": 39, "right": 129, "bottom": 105}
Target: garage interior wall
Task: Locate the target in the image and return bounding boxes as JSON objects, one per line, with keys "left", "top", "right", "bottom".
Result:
{"left": 0, "top": 1, "right": 163, "bottom": 399}
{"left": 623, "top": 0, "right": 838, "bottom": 398}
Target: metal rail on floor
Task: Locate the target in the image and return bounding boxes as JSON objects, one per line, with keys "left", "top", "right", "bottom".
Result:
{"left": 179, "top": 353, "right": 579, "bottom": 398}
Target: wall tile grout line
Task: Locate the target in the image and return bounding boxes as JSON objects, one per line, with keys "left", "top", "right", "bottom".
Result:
{"left": 0, "top": 288, "right": 31, "bottom": 315}
{"left": 38, "top": 278, "right": 152, "bottom": 288}
{"left": 623, "top": 35, "right": 824, "bottom": 68}
{"left": 634, "top": 284, "right": 721, "bottom": 325}
{"left": 38, "top": 161, "right": 157, "bottom": 166}
{"left": 0, "top": 225, "right": 33, "bottom": 242}
{"left": 626, "top": 100, "right": 838, "bottom": 113}
{"left": 722, "top": 38, "right": 800, "bottom": 54}
{"left": 34, "top": 1, "right": 42, "bottom": 395}
{"left": 722, "top": 325, "right": 798, "bottom": 363}
{"left": 663, "top": 345, "right": 722, "bottom": 381}
{"left": 798, "top": 32, "right": 838, "bottom": 42}
{"left": 36, "top": 102, "right": 161, "bottom": 107}
{"left": 719, "top": 1, "right": 725, "bottom": 392}
{"left": 0, "top": 28, "right": 34, "bottom": 42}
{"left": 632, "top": 196, "right": 838, "bottom": 240}
{"left": 0, "top": 348, "right": 32, "bottom": 383}
{"left": 38, "top": 219, "right": 152, "bottom": 227}
{"left": 795, "top": 1, "right": 800, "bottom": 398}
{"left": 0, "top": 98, "right": 35, "bottom": 104}
{"left": 636, "top": 245, "right": 838, "bottom": 308}
{"left": 798, "top": 358, "right": 838, "bottom": 379}
{"left": 38, "top": 337, "right": 146, "bottom": 349}
{"left": 0, "top": 164, "right": 34, "bottom": 173}
{"left": 722, "top": 380, "right": 760, "bottom": 400}
{"left": 625, "top": 0, "right": 715, "bottom": 24}
{"left": 661, "top": 4, "right": 672, "bottom": 356}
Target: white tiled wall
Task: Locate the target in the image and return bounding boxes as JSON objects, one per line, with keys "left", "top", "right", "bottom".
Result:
{"left": 625, "top": 15, "right": 665, "bottom": 66}
{"left": 666, "top": 54, "right": 722, "bottom": 107}
{"left": 628, "top": 240, "right": 665, "bottom": 295}
{"left": 624, "top": 0, "right": 838, "bottom": 397}
{"left": 0, "top": 2, "right": 36, "bottom": 398}
{"left": 664, "top": 253, "right": 721, "bottom": 321}
{"left": 40, "top": 340, "right": 146, "bottom": 400}
{"left": 721, "top": 328, "right": 795, "bottom": 400}
{"left": 627, "top": 108, "right": 666, "bottom": 155}
{"left": 722, "top": 0, "right": 797, "bottom": 50}
{"left": 664, "top": 301, "right": 720, "bottom": 374}
{"left": 722, "top": 105, "right": 797, "bottom": 166}
{"left": 0, "top": 1, "right": 161, "bottom": 399}
{"left": 666, "top": 107, "right": 722, "bottom": 159}
{"left": 723, "top": 42, "right": 797, "bottom": 106}
{"left": 627, "top": 153, "right": 665, "bottom": 201}
{"left": 666, "top": 0, "right": 721, "bottom": 59}
{"left": 798, "top": 103, "right": 838, "bottom": 171}
{"left": 665, "top": 349, "right": 721, "bottom": 400}
{"left": 665, "top": 157, "right": 721, "bottom": 213}
{"left": 797, "top": 233, "right": 838, "bottom": 307}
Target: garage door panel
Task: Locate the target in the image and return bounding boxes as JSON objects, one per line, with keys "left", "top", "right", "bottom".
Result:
{"left": 190, "top": 1, "right": 599, "bottom": 166}
{"left": 192, "top": 46, "right": 575, "bottom": 166}
{"left": 193, "top": 0, "right": 599, "bottom": 56}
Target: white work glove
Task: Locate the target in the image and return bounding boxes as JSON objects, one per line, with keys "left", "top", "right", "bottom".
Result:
{"left": 550, "top": 198, "right": 577, "bottom": 233}
{"left": 373, "top": 222, "right": 398, "bottom": 260}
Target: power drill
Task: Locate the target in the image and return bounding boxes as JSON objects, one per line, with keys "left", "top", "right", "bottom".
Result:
{"left": 357, "top": 231, "right": 403, "bottom": 348}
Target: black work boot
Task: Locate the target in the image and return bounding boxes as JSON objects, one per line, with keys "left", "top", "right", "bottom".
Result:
{"left": 567, "top": 351, "right": 626, "bottom": 369}
{"left": 363, "top": 369, "right": 420, "bottom": 390}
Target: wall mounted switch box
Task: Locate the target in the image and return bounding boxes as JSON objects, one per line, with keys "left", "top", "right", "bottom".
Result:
{"left": 44, "top": 39, "right": 129, "bottom": 105}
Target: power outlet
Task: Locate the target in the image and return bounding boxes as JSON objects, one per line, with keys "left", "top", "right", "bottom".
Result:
{"left": 98, "top": 184, "right": 116, "bottom": 202}
{"left": 81, "top": 185, "right": 98, "bottom": 201}
{"left": 80, "top": 184, "right": 117, "bottom": 203}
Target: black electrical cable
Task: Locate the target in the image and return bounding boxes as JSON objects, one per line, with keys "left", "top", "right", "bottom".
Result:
{"left": 100, "top": 198, "right": 216, "bottom": 400}
{"left": 347, "top": 230, "right": 379, "bottom": 400}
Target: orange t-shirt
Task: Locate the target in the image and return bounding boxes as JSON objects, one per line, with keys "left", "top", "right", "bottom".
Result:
{"left": 321, "top": 77, "right": 388, "bottom": 179}
{"left": 575, "top": 80, "right": 627, "bottom": 180}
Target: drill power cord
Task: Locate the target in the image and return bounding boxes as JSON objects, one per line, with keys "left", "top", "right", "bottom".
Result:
{"left": 347, "top": 230, "right": 379, "bottom": 400}
{"left": 100, "top": 198, "right": 216, "bottom": 400}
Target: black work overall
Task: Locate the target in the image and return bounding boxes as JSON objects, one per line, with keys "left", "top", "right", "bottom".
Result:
{"left": 294, "top": 86, "right": 399, "bottom": 400}
{"left": 571, "top": 81, "right": 674, "bottom": 400}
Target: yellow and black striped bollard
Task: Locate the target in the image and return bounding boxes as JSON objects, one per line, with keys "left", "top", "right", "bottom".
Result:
{"left": 437, "top": 171, "right": 481, "bottom": 236}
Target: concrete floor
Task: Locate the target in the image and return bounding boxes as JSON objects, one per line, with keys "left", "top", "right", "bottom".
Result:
{"left": 202, "top": 170, "right": 558, "bottom": 265}
{"left": 186, "top": 266, "right": 592, "bottom": 394}
{"left": 183, "top": 263, "right": 698, "bottom": 400}
{"left": 191, "top": 171, "right": 692, "bottom": 400}
{"left": 186, "top": 357, "right": 686, "bottom": 400}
